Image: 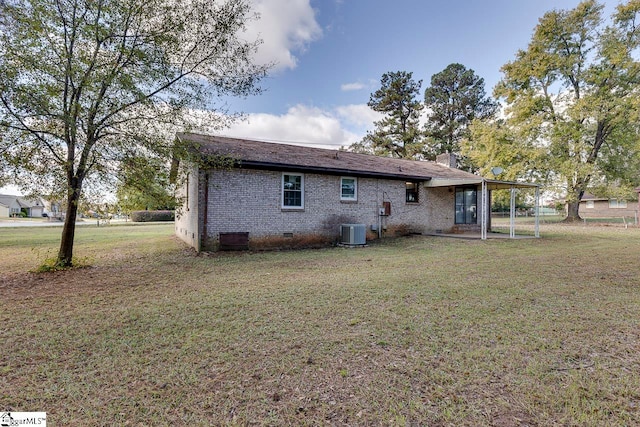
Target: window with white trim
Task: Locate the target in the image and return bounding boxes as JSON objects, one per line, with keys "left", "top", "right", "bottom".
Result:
{"left": 585, "top": 200, "right": 594, "bottom": 208}
{"left": 282, "top": 173, "right": 304, "bottom": 209}
{"left": 340, "top": 177, "right": 357, "bottom": 201}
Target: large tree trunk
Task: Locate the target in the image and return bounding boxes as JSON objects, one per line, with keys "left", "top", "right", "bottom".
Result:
{"left": 57, "top": 183, "right": 82, "bottom": 267}
{"left": 563, "top": 178, "right": 587, "bottom": 222}
{"left": 565, "top": 200, "right": 582, "bottom": 222}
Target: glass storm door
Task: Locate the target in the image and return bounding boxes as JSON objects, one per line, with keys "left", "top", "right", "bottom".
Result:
{"left": 455, "top": 187, "right": 477, "bottom": 224}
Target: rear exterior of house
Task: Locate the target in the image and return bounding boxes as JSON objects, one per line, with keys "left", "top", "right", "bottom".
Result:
{"left": 174, "top": 134, "right": 487, "bottom": 251}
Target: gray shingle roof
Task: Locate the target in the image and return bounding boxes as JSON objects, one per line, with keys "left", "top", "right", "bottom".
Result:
{"left": 0, "top": 194, "right": 14, "bottom": 207}
{"left": 177, "top": 133, "right": 481, "bottom": 181}
{"left": 0, "top": 194, "right": 42, "bottom": 208}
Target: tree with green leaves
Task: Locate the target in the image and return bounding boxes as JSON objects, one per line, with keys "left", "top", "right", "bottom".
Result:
{"left": 424, "top": 63, "right": 496, "bottom": 167}
{"left": 0, "top": 0, "right": 268, "bottom": 267}
{"left": 471, "top": 0, "right": 640, "bottom": 221}
{"left": 350, "top": 71, "right": 424, "bottom": 159}
{"left": 116, "top": 156, "right": 177, "bottom": 214}
{"left": 463, "top": 119, "right": 548, "bottom": 183}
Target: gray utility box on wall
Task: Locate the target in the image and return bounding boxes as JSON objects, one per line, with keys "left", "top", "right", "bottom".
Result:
{"left": 340, "top": 224, "right": 366, "bottom": 245}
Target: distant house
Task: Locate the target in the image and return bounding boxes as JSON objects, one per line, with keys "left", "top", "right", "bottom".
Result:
{"left": 174, "top": 134, "right": 539, "bottom": 251}
{"left": 0, "top": 195, "right": 20, "bottom": 217}
{"left": 576, "top": 192, "right": 639, "bottom": 219}
{"left": 42, "top": 198, "right": 65, "bottom": 219}
{"left": 0, "top": 194, "right": 44, "bottom": 218}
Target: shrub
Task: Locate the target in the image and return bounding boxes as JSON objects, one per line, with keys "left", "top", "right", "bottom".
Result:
{"left": 130, "top": 210, "right": 175, "bottom": 222}
{"left": 34, "top": 256, "right": 92, "bottom": 273}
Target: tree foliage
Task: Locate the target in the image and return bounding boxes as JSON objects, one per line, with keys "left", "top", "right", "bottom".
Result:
{"left": 424, "top": 63, "right": 496, "bottom": 167}
{"left": 350, "top": 71, "right": 424, "bottom": 158}
{"left": 463, "top": 119, "right": 548, "bottom": 183}
{"left": 0, "top": 0, "right": 268, "bottom": 266}
{"left": 116, "top": 156, "right": 177, "bottom": 214}
{"left": 466, "top": 0, "right": 640, "bottom": 221}
{"left": 352, "top": 67, "right": 496, "bottom": 163}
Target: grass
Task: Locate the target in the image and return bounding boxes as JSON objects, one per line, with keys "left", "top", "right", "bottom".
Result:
{"left": 492, "top": 214, "right": 639, "bottom": 225}
{"left": 1, "top": 223, "right": 640, "bottom": 425}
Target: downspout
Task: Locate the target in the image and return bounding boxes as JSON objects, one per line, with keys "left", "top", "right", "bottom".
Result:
{"left": 201, "top": 171, "right": 209, "bottom": 252}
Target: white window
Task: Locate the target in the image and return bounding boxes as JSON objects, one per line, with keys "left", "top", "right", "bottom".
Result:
{"left": 585, "top": 200, "right": 594, "bottom": 208}
{"left": 609, "top": 199, "right": 627, "bottom": 209}
{"left": 282, "top": 173, "right": 304, "bottom": 209}
{"left": 340, "top": 177, "right": 357, "bottom": 201}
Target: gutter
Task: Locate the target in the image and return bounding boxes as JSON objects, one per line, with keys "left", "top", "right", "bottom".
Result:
{"left": 232, "top": 160, "right": 433, "bottom": 182}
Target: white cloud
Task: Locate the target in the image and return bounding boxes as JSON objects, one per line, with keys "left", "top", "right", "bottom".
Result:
{"left": 244, "top": 0, "right": 322, "bottom": 71}
{"left": 224, "top": 104, "right": 380, "bottom": 148}
{"left": 0, "top": 184, "right": 23, "bottom": 196}
{"left": 340, "top": 82, "right": 365, "bottom": 92}
{"left": 335, "top": 104, "right": 383, "bottom": 127}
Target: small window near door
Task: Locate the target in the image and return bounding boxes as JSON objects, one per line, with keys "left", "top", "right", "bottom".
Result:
{"left": 406, "top": 182, "right": 419, "bottom": 203}
{"left": 455, "top": 187, "right": 477, "bottom": 224}
{"left": 340, "top": 177, "right": 357, "bottom": 201}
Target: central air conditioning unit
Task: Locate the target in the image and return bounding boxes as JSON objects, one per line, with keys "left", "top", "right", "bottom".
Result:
{"left": 340, "top": 224, "right": 366, "bottom": 245}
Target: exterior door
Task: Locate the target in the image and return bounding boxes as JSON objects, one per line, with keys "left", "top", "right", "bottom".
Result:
{"left": 455, "top": 187, "right": 477, "bottom": 224}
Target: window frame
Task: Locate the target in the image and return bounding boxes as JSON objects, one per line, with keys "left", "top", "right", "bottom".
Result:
{"left": 609, "top": 198, "right": 627, "bottom": 209}
{"left": 340, "top": 176, "right": 357, "bottom": 201}
{"left": 585, "top": 200, "right": 595, "bottom": 209}
{"left": 281, "top": 173, "right": 304, "bottom": 209}
{"left": 405, "top": 181, "right": 419, "bottom": 203}
{"left": 455, "top": 186, "right": 478, "bottom": 225}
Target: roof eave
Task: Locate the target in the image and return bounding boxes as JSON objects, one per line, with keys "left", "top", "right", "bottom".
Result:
{"left": 236, "top": 160, "right": 432, "bottom": 182}
{"left": 425, "top": 177, "right": 539, "bottom": 189}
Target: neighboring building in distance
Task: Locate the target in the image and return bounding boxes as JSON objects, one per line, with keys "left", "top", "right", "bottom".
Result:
{"left": 0, "top": 194, "right": 44, "bottom": 218}
{"left": 575, "top": 192, "right": 639, "bottom": 219}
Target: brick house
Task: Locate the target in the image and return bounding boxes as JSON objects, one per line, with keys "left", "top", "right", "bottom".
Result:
{"left": 576, "top": 192, "right": 639, "bottom": 219}
{"left": 174, "top": 133, "right": 539, "bottom": 251}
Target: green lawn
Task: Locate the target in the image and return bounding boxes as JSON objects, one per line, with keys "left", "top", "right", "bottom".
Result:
{"left": 492, "top": 214, "right": 639, "bottom": 225}
{"left": 1, "top": 223, "right": 639, "bottom": 425}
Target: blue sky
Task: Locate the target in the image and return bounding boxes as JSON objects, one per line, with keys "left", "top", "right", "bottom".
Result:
{"left": 0, "top": 0, "right": 620, "bottom": 196}
{"left": 221, "top": 0, "right": 619, "bottom": 147}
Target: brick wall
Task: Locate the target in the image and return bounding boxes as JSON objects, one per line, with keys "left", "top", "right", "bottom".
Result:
{"left": 174, "top": 166, "right": 490, "bottom": 251}
{"left": 425, "top": 187, "right": 456, "bottom": 232}
{"left": 579, "top": 200, "right": 638, "bottom": 218}
{"left": 201, "top": 168, "right": 460, "bottom": 249}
